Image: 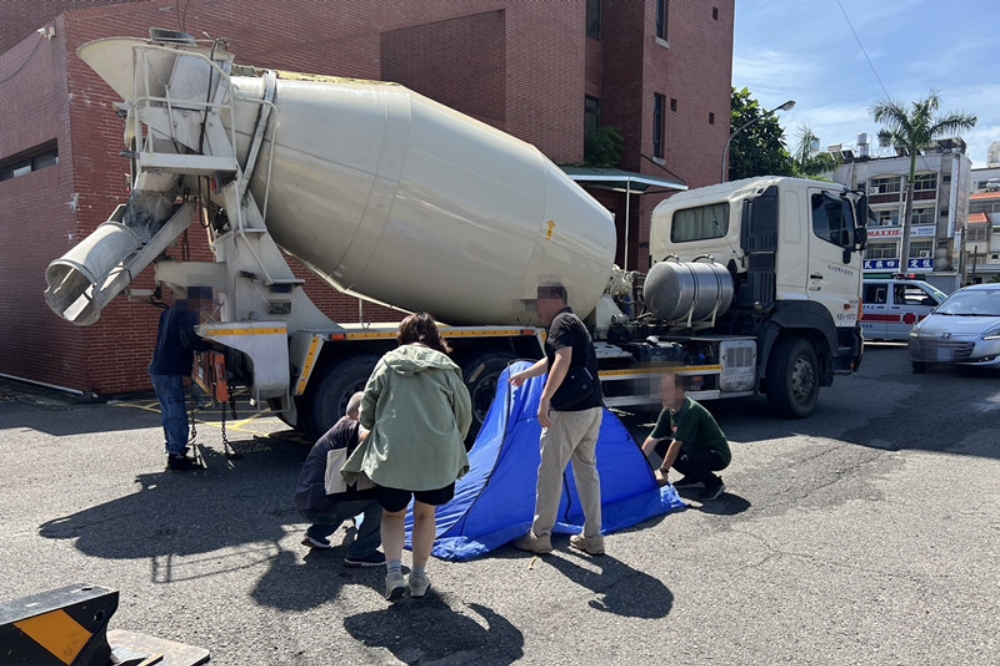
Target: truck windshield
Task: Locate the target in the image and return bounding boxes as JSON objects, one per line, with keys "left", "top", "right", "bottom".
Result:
{"left": 670, "top": 202, "right": 729, "bottom": 242}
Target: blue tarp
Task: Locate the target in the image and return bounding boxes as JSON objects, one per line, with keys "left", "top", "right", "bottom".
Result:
{"left": 404, "top": 361, "right": 686, "bottom": 561}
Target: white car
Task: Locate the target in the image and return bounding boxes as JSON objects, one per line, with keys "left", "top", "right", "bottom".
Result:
{"left": 908, "top": 284, "right": 1000, "bottom": 373}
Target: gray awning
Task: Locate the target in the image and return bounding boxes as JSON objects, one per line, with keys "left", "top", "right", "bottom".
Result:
{"left": 561, "top": 166, "right": 687, "bottom": 193}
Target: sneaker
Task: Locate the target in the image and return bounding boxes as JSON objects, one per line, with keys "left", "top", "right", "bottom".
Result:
{"left": 512, "top": 531, "right": 552, "bottom": 554}
{"left": 344, "top": 552, "right": 386, "bottom": 568}
{"left": 408, "top": 572, "right": 431, "bottom": 598}
{"left": 672, "top": 476, "right": 704, "bottom": 488}
{"left": 700, "top": 477, "right": 727, "bottom": 501}
{"left": 569, "top": 533, "right": 605, "bottom": 556}
{"left": 166, "top": 454, "right": 201, "bottom": 471}
{"left": 301, "top": 535, "right": 332, "bottom": 549}
{"left": 385, "top": 571, "right": 406, "bottom": 601}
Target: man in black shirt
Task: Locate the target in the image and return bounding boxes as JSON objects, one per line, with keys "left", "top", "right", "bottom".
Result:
{"left": 510, "top": 282, "right": 605, "bottom": 556}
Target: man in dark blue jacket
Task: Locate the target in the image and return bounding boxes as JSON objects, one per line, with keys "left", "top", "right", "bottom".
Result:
{"left": 295, "top": 392, "right": 384, "bottom": 567}
{"left": 148, "top": 286, "right": 214, "bottom": 471}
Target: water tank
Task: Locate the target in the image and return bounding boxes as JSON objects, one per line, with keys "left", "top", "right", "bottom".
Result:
{"left": 643, "top": 260, "right": 733, "bottom": 322}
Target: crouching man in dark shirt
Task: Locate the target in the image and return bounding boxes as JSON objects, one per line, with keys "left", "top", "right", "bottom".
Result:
{"left": 294, "top": 392, "right": 385, "bottom": 568}
{"left": 641, "top": 374, "right": 732, "bottom": 501}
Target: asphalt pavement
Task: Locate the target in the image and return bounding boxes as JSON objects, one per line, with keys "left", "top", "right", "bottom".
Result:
{"left": 1, "top": 344, "right": 997, "bottom": 665}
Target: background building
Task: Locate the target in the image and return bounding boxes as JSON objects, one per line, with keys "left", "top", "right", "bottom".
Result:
{"left": 0, "top": 0, "right": 735, "bottom": 395}
{"left": 829, "top": 136, "right": 972, "bottom": 282}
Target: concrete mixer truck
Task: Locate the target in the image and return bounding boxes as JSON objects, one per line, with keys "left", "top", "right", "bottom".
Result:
{"left": 44, "top": 32, "right": 868, "bottom": 439}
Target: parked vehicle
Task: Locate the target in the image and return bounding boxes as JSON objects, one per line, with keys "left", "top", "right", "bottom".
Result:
{"left": 908, "top": 284, "right": 1000, "bottom": 372}
{"left": 862, "top": 276, "right": 946, "bottom": 341}
{"left": 43, "top": 32, "right": 869, "bottom": 437}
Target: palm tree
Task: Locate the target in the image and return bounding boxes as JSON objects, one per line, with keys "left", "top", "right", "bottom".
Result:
{"left": 792, "top": 125, "right": 840, "bottom": 178}
{"left": 871, "top": 92, "right": 976, "bottom": 269}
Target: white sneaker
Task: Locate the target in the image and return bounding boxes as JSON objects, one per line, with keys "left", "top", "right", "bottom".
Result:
{"left": 408, "top": 572, "right": 431, "bottom": 598}
{"left": 385, "top": 571, "right": 405, "bottom": 601}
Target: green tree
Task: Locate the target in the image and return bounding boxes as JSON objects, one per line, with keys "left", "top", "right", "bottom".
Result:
{"left": 871, "top": 91, "right": 977, "bottom": 266}
{"left": 584, "top": 125, "right": 625, "bottom": 168}
{"left": 726, "top": 87, "right": 794, "bottom": 181}
{"left": 792, "top": 124, "right": 841, "bottom": 178}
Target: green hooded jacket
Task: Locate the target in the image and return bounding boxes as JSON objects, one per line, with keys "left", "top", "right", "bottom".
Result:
{"left": 342, "top": 344, "right": 472, "bottom": 492}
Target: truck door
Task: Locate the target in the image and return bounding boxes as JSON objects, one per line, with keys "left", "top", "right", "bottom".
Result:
{"left": 861, "top": 282, "right": 888, "bottom": 340}
{"left": 806, "top": 189, "right": 862, "bottom": 328}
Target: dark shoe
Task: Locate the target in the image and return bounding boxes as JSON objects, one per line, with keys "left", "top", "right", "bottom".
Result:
{"left": 166, "top": 454, "right": 201, "bottom": 471}
{"left": 700, "top": 477, "right": 727, "bottom": 501}
{"left": 673, "top": 476, "right": 704, "bottom": 488}
{"left": 302, "top": 535, "right": 332, "bottom": 549}
{"left": 512, "top": 531, "right": 552, "bottom": 554}
{"left": 344, "top": 552, "right": 386, "bottom": 568}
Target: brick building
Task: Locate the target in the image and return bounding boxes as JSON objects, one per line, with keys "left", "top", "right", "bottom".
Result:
{"left": 0, "top": 0, "right": 734, "bottom": 394}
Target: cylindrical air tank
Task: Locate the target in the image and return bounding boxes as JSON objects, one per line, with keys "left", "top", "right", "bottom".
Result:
{"left": 643, "top": 259, "right": 734, "bottom": 322}
{"left": 227, "top": 75, "right": 616, "bottom": 326}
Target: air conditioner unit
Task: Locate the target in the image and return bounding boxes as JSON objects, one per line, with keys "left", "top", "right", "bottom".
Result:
{"left": 918, "top": 250, "right": 931, "bottom": 258}
{"left": 869, "top": 186, "right": 882, "bottom": 195}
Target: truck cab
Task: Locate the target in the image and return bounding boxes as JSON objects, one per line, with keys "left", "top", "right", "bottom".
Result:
{"left": 862, "top": 276, "right": 946, "bottom": 341}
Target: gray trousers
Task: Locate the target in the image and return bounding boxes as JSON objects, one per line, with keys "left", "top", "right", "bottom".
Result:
{"left": 531, "top": 406, "right": 603, "bottom": 539}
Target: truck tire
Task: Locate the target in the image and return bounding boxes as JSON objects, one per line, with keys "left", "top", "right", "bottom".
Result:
{"left": 303, "top": 355, "right": 380, "bottom": 439}
{"left": 459, "top": 350, "right": 520, "bottom": 445}
{"left": 766, "top": 337, "right": 819, "bottom": 418}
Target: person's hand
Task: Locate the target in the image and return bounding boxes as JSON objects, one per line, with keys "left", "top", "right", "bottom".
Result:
{"left": 510, "top": 371, "right": 528, "bottom": 387}
{"left": 537, "top": 396, "right": 552, "bottom": 428}
{"left": 654, "top": 469, "right": 670, "bottom": 487}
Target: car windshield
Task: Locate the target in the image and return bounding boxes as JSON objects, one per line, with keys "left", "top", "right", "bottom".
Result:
{"left": 935, "top": 289, "right": 1000, "bottom": 316}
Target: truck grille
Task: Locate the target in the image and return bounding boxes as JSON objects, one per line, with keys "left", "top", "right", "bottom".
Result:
{"left": 912, "top": 339, "right": 975, "bottom": 362}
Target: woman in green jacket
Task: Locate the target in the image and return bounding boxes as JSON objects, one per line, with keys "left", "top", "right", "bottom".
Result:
{"left": 342, "top": 312, "right": 472, "bottom": 601}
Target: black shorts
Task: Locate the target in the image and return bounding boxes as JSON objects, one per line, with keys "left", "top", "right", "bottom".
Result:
{"left": 375, "top": 483, "right": 456, "bottom": 513}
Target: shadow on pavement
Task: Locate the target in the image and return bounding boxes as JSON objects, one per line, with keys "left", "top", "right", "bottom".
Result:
{"left": 545, "top": 552, "right": 673, "bottom": 619}
{"left": 344, "top": 601, "right": 523, "bottom": 666}
{"left": 673, "top": 487, "right": 752, "bottom": 516}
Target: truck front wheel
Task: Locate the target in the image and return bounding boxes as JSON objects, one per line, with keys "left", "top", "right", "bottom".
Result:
{"left": 766, "top": 337, "right": 819, "bottom": 418}
{"left": 302, "top": 355, "right": 380, "bottom": 440}
{"left": 459, "top": 350, "right": 520, "bottom": 445}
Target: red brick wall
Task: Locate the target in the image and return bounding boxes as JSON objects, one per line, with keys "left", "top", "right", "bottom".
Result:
{"left": 1, "top": 0, "right": 734, "bottom": 394}
{"left": 381, "top": 10, "right": 506, "bottom": 127}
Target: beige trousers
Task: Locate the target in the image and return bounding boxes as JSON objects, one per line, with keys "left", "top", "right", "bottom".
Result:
{"left": 531, "top": 406, "right": 603, "bottom": 539}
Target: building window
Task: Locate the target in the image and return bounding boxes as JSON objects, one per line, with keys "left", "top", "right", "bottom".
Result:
{"left": 870, "top": 175, "right": 902, "bottom": 195}
{"left": 656, "top": 0, "right": 668, "bottom": 40}
{"left": 587, "top": 0, "right": 601, "bottom": 40}
{"left": 865, "top": 243, "right": 896, "bottom": 260}
{"left": 909, "top": 241, "right": 933, "bottom": 259}
{"left": 913, "top": 173, "right": 937, "bottom": 191}
{"left": 670, "top": 98, "right": 677, "bottom": 111}
{"left": 967, "top": 226, "right": 988, "bottom": 242}
{"left": 912, "top": 207, "right": 934, "bottom": 226}
{"left": 653, "top": 94, "right": 665, "bottom": 159}
{"left": 709, "top": 112, "right": 715, "bottom": 125}
{"left": 713, "top": 7, "right": 719, "bottom": 20}
{"left": 875, "top": 210, "right": 899, "bottom": 227}
{"left": 584, "top": 95, "right": 600, "bottom": 135}
{"left": 0, "top": 141, "right": 59, "bottom": 183}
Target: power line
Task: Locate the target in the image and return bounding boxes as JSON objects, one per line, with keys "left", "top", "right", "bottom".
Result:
{"left": 834, "top": 0, "right": 892, "bottom": 101}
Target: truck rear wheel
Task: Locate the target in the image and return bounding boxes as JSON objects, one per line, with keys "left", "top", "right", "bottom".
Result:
{"left": 766, "top": 337, "right": 819, "bottom": 418}
{"left": 302, "top": 355, "right": 380, "bottom": 439}
{"left": 459, "top": 350, "right": 520, "bottom": 445}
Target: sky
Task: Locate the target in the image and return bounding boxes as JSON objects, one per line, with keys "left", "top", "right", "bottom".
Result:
{"left": 733, "top": 0, "right": 1000, "bottom": 168}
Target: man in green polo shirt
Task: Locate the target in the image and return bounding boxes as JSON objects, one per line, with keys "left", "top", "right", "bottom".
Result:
{"left": 640, "top": 374, "right": 731, "bottom": 501}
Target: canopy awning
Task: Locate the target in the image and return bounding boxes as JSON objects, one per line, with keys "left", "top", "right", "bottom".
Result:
{"left": 561, "top": 166, "right": 687, "bottom": 193}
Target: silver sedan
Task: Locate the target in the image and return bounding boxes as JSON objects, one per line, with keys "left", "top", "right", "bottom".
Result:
{"left": 908, "top": 284, "right": 1000, "bottom": 373}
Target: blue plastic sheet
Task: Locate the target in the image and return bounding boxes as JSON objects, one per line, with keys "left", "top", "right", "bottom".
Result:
{"left": 405, "top": 361, "right": 686, "bottom": 561}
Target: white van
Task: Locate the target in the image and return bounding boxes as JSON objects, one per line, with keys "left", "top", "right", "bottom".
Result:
{"left": 862, "top": 277, "right": 947, "bottom": 341}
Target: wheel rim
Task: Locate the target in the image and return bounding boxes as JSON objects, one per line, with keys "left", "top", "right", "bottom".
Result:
{"left": 790, "top": 353, "right": 816, "bottom": 405}
{"left": 471, "top": 374, "right": 500, "bottom": 424}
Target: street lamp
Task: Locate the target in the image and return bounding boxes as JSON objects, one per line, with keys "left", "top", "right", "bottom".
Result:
{"left": 721, "top": 99, "right": 796, "bottom": 182}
